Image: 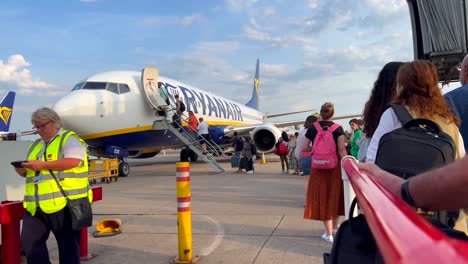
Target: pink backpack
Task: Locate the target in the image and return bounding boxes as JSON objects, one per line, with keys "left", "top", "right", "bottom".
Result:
{"left": 311, "top": 122, "right": 341, "bottom": 169}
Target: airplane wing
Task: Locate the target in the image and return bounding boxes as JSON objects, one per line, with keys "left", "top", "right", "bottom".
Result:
{"left": 224, "top": 113, "right": 362, "bottom": 153}
{"left": 264, "top": 109, "right": 317, "bottom": 119}
{"left": 270, "top": 114, "right": 362, "bottom": 128}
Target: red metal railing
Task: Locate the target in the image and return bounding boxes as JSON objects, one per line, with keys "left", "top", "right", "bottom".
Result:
{"left": 342, "top": 156, "right": 468, "bottom": 263}
{"left": 0, "top": 200, "right": 24, "bottom": 264}
{"left": 0, "top": 186, "right": 103, "bottom": 263}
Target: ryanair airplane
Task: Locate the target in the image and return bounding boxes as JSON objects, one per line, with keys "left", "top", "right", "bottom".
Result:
{"left": 53, "top": 60, "right": 358, "bottom": 176}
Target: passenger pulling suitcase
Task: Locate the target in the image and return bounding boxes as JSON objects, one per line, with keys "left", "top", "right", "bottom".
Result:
{"left": 231, "top": 155, "right": 240, "bottom": 168}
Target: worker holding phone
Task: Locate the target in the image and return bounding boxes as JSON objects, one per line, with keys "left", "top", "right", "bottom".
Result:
{"left": 13, "top": 107, "right": 91, "bottom": 264}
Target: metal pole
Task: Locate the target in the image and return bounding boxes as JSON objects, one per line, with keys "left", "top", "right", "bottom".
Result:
{"left": 176, "top": 162, "right": 192, "bottom": 261}
{"left": 341, "top": 156, "right": 356, "bottom": 220}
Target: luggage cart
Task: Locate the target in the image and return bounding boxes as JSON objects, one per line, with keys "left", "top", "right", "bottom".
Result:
{"left": 88, "top": 159, "right": 119, "bottom": 184}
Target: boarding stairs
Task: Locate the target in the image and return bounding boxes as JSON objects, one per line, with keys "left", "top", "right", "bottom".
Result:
{"left": 141, "top": 66, "right": 224, "bottom": 172}
{"left": 152, "top": 108, "right": 225, "bottom": 173}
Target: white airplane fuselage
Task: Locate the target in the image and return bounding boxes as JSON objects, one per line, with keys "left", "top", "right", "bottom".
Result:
{"left": 53, "top": 71, "right": 264, "bottom": 156}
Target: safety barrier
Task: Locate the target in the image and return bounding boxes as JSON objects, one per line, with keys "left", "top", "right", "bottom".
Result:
{"left": 172, "top": 162, "right": 199, "bottom": 263}
{"left": 0, "top": 200, "right": 24, "bottom": 264}
{"left": 0, "top": 186, "right": 102, "bottom": 263}
{"left": 81, "top": 186, "right": 103, "bottom": 261}
{"left": 341, "top": 156, "right": 468, "bottom": 263}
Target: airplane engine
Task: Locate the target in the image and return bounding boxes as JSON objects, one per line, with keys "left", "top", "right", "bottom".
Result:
{"left": 251, "top": 124, "right": 282, "bottom": 153}
{"left": 128, "top": 150, "right": 160, "bottom": 159}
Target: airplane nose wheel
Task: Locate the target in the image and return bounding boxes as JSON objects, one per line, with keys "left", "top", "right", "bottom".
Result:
{"left": 118, "top": 160, "right": 130, "bottom": 177}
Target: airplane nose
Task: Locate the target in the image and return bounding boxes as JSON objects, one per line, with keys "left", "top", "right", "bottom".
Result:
{"left": 54, "top": 94, "right": 76, "bottom": 120}
{"left": 53, "top": 91, "right": 98, "bottom": 133}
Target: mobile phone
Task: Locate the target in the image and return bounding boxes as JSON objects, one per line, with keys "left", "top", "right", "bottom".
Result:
{"left": 10, "top": 160, "right": 26, "bottom": 168}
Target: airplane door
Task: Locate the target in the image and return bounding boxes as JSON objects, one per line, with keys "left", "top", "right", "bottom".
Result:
{"left": 141, "top": 67, "right": 168, "bottom": 110}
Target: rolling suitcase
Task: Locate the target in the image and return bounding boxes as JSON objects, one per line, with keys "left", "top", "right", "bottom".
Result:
{"left": 231, "top": 155, "right": 239, "bottom": 168}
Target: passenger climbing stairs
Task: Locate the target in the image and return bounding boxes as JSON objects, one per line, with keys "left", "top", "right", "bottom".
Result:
{"left": 141, "top": 66, "right": 225, "bottom": 173}
{"left": 152, "top": 113, "right": 225, "bottom": 173}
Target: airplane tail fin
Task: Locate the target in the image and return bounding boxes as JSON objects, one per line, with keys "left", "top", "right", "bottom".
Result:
{"left": 0, "top": 91, "right": 15, "bottom": 132}
{"left": 245, "top": 59, "right": 260, "bottom": 110}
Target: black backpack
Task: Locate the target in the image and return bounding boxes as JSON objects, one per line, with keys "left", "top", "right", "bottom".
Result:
{"left": 179, "top": 101, "right": 186, "bottom": 112}
{"left": 375, "top": 104, "right": 456, "bottom": 179}
{"left": 375, "top": 105, "right": 459, "bottom": 228}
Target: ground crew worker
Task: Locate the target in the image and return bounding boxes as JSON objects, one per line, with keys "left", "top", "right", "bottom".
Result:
{"left": 13, "top": 107, "right": 91, "bottom": 264}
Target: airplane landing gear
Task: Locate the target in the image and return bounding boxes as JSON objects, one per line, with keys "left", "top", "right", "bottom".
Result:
{"left": 118, "top": 159, "right": 130, "bottom": 177}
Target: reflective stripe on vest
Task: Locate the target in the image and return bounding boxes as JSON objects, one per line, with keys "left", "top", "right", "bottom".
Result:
{"left": 25, "top": 171, "right": 88, "bottom": 183}
{"left": 23, "top": 186, "right": 89, "bottom": 202}
{"left": 23, "top": 130, "right": 91, "bottom": 215}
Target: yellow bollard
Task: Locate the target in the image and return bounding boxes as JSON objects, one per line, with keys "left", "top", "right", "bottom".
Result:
{"left": 261, "top": 152, "right": 266, "bottom": 164}
{"left": 172, "top": 162, "right": 199, "bottom": 264}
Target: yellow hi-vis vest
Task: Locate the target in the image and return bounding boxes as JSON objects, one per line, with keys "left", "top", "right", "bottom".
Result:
{"left": 23, "top": 130, "right": 92, "bottom": 216}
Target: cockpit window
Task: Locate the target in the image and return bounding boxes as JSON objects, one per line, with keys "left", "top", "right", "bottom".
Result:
{"left": 119, "top": 83, "right": 130, "bottom": 94}
{"left": 82, "top": 82, "right": 107, "bottom": 90}
{"left": 71, "top": 82, "right": 84, "bottom": 91}
{"left": 76, "top": 81, "right": 131, "bottom": 94}
{"left": 107, "top": 83, "right": 119, "bottom": 94}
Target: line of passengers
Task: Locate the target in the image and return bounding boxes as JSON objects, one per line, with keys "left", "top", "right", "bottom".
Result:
{"left": 297, "top": 59, "right": 468, "bottom": 244}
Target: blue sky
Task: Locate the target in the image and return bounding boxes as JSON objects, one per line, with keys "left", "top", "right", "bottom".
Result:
{"left": 0, "top": 0, "right": 444, "bottom": 132}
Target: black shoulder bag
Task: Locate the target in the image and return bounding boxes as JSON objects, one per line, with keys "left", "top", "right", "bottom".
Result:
{"left": 49, "top": 169, "right": 93, "bottom": 231}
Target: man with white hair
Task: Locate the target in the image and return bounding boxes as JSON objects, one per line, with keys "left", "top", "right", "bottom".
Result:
{"left": 445, "top": 54, "right": 468, "bottom": 150}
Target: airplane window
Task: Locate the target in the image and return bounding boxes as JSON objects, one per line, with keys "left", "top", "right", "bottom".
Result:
{"left": 71, "top": 82, "right": 84, "bottom": 91}
{"left": 119, "top": 83, "right": 130, "bottom": 94}
{"left": 82, "top": 82, "right": 107, "bottom": 90}
{"left": 107, "top": 83, "right": 119, "bottom": 94}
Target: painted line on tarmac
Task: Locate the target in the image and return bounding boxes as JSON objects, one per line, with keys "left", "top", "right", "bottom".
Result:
{"left": 199, "top": 214, "right": 225, "bottom": 256}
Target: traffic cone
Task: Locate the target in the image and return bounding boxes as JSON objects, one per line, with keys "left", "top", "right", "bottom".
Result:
{"left": 93, "top": 218, "right": 122, "bottom": 237}
{"left": 261, "top": 152, "right": 266, "bottom": 164}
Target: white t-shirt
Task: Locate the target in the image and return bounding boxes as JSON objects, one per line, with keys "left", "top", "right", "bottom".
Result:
{"left": 197, "top": 121, "right": 209, "bottom": 135}
{"left": 38, "top": 128, "right": 86, "bottom": 160}
{"left": 366, "top": 108, "right": 465, "bottom": 163}
{"left": 295, "top": 128, "right": 307, "bottom": 159}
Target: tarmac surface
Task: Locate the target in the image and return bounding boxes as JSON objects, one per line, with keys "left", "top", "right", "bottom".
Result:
{"left": 46, "top": 152, "right": 333, "bottom": 264}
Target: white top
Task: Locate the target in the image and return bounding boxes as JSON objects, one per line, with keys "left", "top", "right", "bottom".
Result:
{"left": 39, "top": 128, "right": 86, "bottom": 160}
{"left": 366, "top": 108, "right": 466, "bottom": 163}
{"left": 295, "top": 128, "right": 307, "bottom": 159}
{"left": 356, "top": 132, "right": 370, "bottom": 162}
{"left": 197, "top": 121, "right": 209, "bottom": 135}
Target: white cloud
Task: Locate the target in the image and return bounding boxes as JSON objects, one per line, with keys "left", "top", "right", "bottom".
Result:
{"left": 193, "top": 41, "right": 240, "bottom": 55}
{"left": 262, "top": 7, "right": 275, "bottom": 17}
{"left": 241, "top": 24, "right": 315, "bottom": 48}
{"left": 178, "top": 14, "right": 203, "bottom": 26}
{"left": 143, "top": 14, "right": 203, "bottom": 26}
{"left": 364, "top": 0, "right": 406, "bottom": 16}
{"left": 225, "top": 0, "right": 260, "bottom": 12}
{"left": 308, "top": 0, "right": 318, "bottom": 9}
{"left": 0, "top": 54, "right": 57, "bottom": 95}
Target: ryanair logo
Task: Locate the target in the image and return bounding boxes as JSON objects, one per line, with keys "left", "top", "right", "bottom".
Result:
{"left": 0, "top": 107, "right": 12, "bottom": 126}
{"left": 254, "top": 78, "right": 260, "bottom": 94}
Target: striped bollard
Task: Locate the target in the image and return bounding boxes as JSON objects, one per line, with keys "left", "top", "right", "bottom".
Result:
{"left": 172, "top": 162, "right": 199, "bottom": 263}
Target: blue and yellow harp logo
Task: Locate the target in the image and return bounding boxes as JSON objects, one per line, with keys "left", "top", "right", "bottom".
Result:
{"left": 0, "top": 107, "right": 12, "bottom": 126}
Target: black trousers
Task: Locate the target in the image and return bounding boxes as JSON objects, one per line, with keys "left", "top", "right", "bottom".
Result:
{"left": 22, "top": 207, "right": 81, "bottom": 264}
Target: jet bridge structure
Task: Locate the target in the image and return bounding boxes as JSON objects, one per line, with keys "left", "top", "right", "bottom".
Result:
{"left": 141, "top": 67, "right": 225, "bottom": 173}
{"left": 407, "top": 0, "right": 468, "bottom": 83}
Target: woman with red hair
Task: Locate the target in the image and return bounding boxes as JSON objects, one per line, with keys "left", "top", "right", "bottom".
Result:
{"left": 367, "top": 60, "right": 464, "bottom": 163}
{"left": 366, "top": 60, "right": 467, "bottom": 233}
